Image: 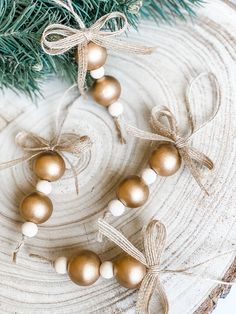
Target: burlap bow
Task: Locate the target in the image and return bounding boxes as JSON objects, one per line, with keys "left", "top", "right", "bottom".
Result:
{"left": 126, "top": 73, "right": 221, "bottom": 195}
{"left": 0, "top": 108, "right": 92, "bottom": 195}
{"left": 98, "top": 219, "right": 234, "bottom": 314}
{"left": 41, "top": 0, "right": 154, "bottom": 95}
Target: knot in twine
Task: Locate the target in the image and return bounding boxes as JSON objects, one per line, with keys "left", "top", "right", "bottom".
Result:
{"left": 98, "top": 219, "right": 235, "bottom": 314}
{"left": 41, "top": 0, "right": 154, "bottom": 96}
{"left": 0, "top": 105, "right": 92, "bottom": 195}
{"left": 126, "top": 72, "right": 221, "bottom": 195}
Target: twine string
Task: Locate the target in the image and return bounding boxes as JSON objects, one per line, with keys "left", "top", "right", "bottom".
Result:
{"left": 113, "top": 117, "right": 126, "bottom": 144}
{"left": 12, "top": 235, "right": 25, "bottom": 264}
{"left": 29, "top": 253, "right": 54, "bottom": 266}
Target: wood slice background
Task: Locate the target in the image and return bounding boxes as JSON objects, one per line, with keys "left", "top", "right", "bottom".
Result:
{"left": 0, "top": 1, "right": 235, "bottom": 313}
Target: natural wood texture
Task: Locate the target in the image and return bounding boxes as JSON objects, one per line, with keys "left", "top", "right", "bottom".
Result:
{"left": 0, "top": 1, "right": 235, "bottom": 313}
{"left": 195, "top": 258, "right": 236, "bottom": 313}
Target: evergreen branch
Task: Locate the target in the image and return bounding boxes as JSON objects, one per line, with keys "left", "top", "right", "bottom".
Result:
{"left": 141, "top": 0, "right": 203, "bottom": 22}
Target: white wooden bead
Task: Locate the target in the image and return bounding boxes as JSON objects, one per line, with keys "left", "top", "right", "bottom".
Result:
{"left": 107, "top": 199, "right": 125, "bottom": 216}
{"left": 108, "top": 101, "right": 124, "bottom": 117}
{"left": 141, "top": 168, "right": 157, "bottom": 185}
{"left": 21, "top": 222, "right": 38, "bottom": 238}
{"left": 100, "top": 261, "right": 114, "bottom": 279}
{"left": 36, "top": 180, "right": 52, "bottom": 195}
{"left": 54, "top": 256, "right": 68, "bottom": 274}
{"left": 90, "top": 66, "right": 105, "bottom": 79}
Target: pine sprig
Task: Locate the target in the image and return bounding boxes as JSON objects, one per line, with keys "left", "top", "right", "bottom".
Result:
{"left": 141, "top": 0, "right": 203, "bottom": 23}
{"left": 0, "top": 0, "right": 203, "bottom": 96}
{"left": 0, "top": 0, "right": 76, "bottom": 96}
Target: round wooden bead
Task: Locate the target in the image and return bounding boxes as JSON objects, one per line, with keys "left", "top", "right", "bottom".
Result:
{"left": 116, "top": 175, "right": 149, "bottom": 208}
{"left": 68, "top": 250, "right": 101, "bottom": 286}
{"left": 91, "top": 75, "right": 121, "bottom": 107}
{"left": 21, "top": 222, "right": 38, "bottom": 238}
{"left": 141, "top": 168, "right": 157, "bottom": 185}
{"left": 36, "top": 180, "right": 52, "bottom": 195}
{"left": 90, "top": 66, "right": 105, "bottom": 79}
{"left": 107, "top": 199, "right": 125, "bottom": 216}
{"left": 114, "top": 255, "right": 146, "bottom": 289}
{"left": 149, "top": 142, "right": 181, "bottom": 176}
{"left": 86, "top": 42, "right": 107, "bottom": 71}
{"left": 19, "top": 192, "right": 53, "bottom": 224}
{"left": 100, "top": 261, "right": 114, "bottom": 279}
{"left": 54, "top": 256, "right": 68, "bottom": 274}
{"left": 108, "top": 101, "right": 124, "bottom": 117}
{"left": 33, "top": 151, "right": 65, "bottom": 182}
{"left": 75, "top": 43, "right": 107, "bottom": 71}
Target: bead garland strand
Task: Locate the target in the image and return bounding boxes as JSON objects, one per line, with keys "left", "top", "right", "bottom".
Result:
{"left": 14, "top": 151, "right": 66, "bottom": 263}
{"left": 28, "top": 218, "right": 235, "bottom": 314}
{"left": 41, "top": 0, "right": 154, "bottom": 144}
{"left": 7, "top": 106, "right": 93, "bottom": 263}
{"left": 30, "top": 250, "right": 146, "bottom": 289}
{"left": 77, "top": 42, "right": 126, "bottom": 144}
{"left": 100, "top": 72, "right": 221, "bottom": 223}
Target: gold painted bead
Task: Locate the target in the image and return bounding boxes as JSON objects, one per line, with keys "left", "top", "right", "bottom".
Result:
{"left": 87, "top": 42, "right": 107, "bottom": 70}
{"left": 68, "top": 250, "right": 101, "bottom": 286}
{"left": 33, "top": 151, "right": 65, "bottom": 182}
{"left": 114, "top": 255, "right": 146, "bottom": 289}
{"left": 75, "top": 42, "right": 107, "bottom": 71}
{"left": 91, "top": 75, "right": 121, "bottom": 107}
{"left": 19, "top": 192, "right": 53, "bottom": 224}
{"left": 149, "top": 142, "right": 181, "bottom": 176}
{"left": 116, "top": 175, "right": 149, "bottom": 208}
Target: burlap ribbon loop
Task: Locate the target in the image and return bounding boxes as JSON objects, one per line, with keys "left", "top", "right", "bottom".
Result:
{"left": 126, "top": 73, "right": 221, "bottom": 195}
{"left": 98, "top": 218, "right": 234, "bottom": 314}
{"left": 41, "top": 0, "right": 154, "bottom": 95}
{"left": 136, "top": 220, "right": 169, "bottom": 314}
